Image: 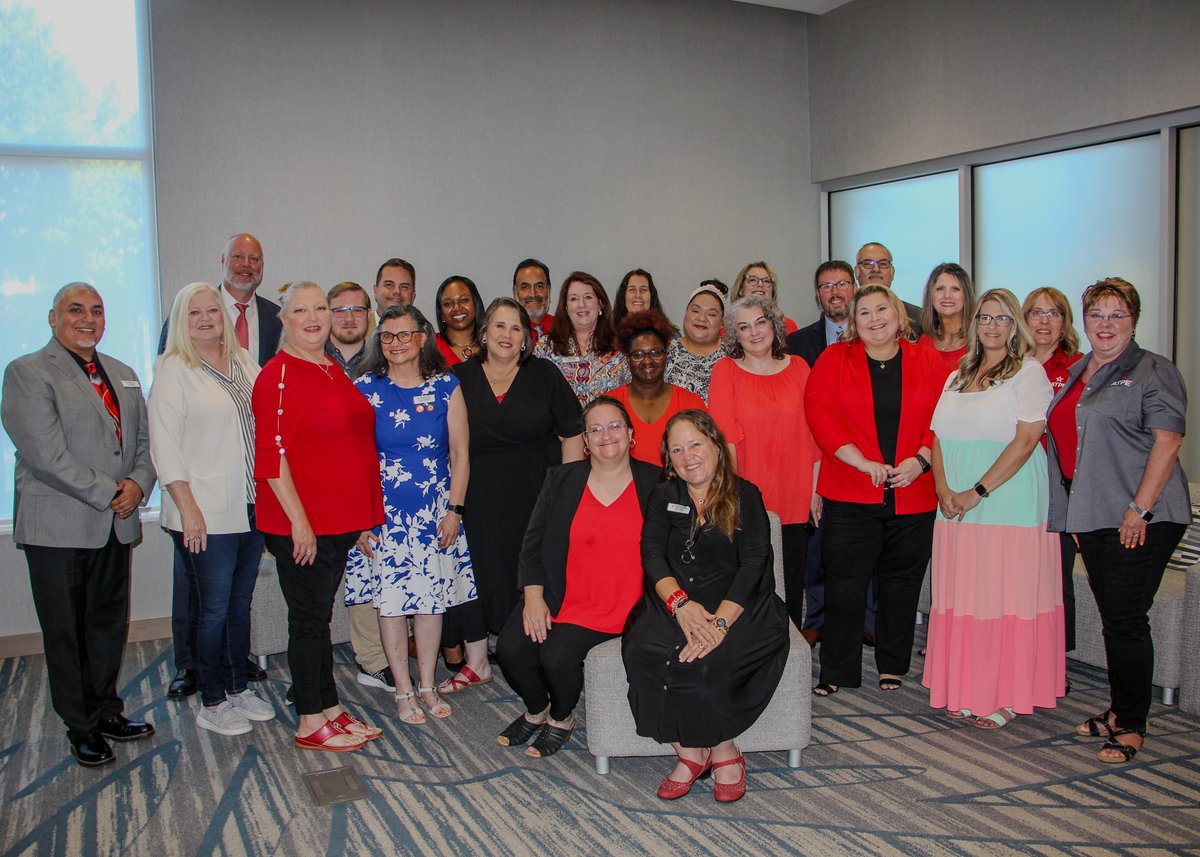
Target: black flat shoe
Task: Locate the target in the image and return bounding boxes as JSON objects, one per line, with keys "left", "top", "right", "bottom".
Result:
{"left": 497, "top": 713, "right": 544, "bottom": 747}
{"left": 246, "top": 658, "right": 267, "bottom": 682}
{"left": 99, "top": 714, "right": 155, "bottom": 741}
{"left": 70, "top": 732, "right": 114, "bottom": 767}
{"left": 526, "top": 718, "right": 574, "bottom": 758}
{"left": 168, "top": 668, "right": 196, "bottom": 698}
{"left": 813, "top": 683, "right": 839, "bottom": 697}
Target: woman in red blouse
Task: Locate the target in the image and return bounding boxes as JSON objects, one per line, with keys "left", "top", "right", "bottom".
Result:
{"left": 252, "top": 281, "right": 384, "bottom": 752}
{"left": 493, "top": 396, "right": 659, "bottom": 758}
{"left": 1023, "top": 286, "right": 1083, "bottom": 654}
{"left": 918, "top": 263, "right": 976, "bottom": 380}
{"left": 804, "top": 285, "right": 944, "bottom": 695}
{"left": 433, "top": 275, "right": 485, "bottom": 366}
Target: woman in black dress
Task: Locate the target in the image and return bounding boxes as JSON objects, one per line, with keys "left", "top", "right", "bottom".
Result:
{"left": 438, "top": 297, "right": 584, "bottom": 695}
{"left": 623, "top": 410, "right": 788, "bottom": 803}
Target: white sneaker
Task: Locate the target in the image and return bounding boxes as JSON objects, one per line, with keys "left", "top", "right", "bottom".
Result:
{"left": 197, "top": 701, "right": 252, "bottom": 736}
{"left": 226, "top": 688, "right": 277, "bottom": 722}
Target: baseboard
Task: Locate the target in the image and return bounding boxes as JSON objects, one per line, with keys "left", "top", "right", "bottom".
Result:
{"left": 0, "top": 616, "right": 172, "bottom": 659}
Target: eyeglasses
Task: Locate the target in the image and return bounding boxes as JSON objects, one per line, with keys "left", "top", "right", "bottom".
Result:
{"left": 585, "top": 421, "right": 626, "bottom": 436}
{"left": 1026, "top": 309, "right": 1063, "bottom": 320}
{"left": 331, "top": 305, "right": 369, "bottom": 317}
{"left": 743, "top": 275, "right": 775, "bottom": 287}
{"left": 976, "top": 314, "right": 1014, "bottom": 327}
{"left": 1085, "top": 310, "right": 1132, "bottom": 323}
{"left": 817, "top": 280, "right": 853, "bottom": 293}
{"left": 379, "top": 330, "right": 421, "bottom": 343}
{"left": 629, "top": 348, "right": 666, "bottom": 361}
{"left": 857, "top": 259, "right": 893, "bottom": 270}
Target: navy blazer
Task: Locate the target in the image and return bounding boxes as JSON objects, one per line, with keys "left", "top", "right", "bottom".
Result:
{"left": 518, "top": 458, "right": 661, "bottom": 614}
{"left": 157, "top": 290, "right": 282, "bottom": 366}
{"left": 786, "top": 317, "right": 827, "bottom": 368}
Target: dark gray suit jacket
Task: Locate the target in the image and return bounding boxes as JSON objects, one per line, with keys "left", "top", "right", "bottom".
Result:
{"left": 2, "top": 338, "right": 157, "bottom": 548}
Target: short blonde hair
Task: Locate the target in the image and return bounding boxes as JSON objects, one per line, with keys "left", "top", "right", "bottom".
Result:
{"left": 161, "top": 282, "right": 256, "bottom": 372}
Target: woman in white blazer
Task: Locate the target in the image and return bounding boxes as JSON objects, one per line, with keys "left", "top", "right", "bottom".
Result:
{"left": 149, "top": 282, "right": 276, "bottom": 737}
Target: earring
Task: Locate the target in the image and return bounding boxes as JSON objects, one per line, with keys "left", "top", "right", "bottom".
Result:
{"left": 481, "top": 338, "right": 487, "bottom": 346}
{"left": 583, "top": 445, "right": 591, "bottom": 457}
{"left": 521, "top": 343, "right": 527, "bottom": 352}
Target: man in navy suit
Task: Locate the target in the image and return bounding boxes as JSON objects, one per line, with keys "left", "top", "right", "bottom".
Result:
{"left": 787, "top": 261, "right": 856, "bottom": 647}
{"left": 3, "top": 283, "right": 158, "bottom": 766}
{"left": 160, "top": 233, "right": 282, "bottom": 697}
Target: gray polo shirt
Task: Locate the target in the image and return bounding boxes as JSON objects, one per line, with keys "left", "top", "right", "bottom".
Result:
{"left": 1046, "top": 340, "right": 1190, "bottom": 533}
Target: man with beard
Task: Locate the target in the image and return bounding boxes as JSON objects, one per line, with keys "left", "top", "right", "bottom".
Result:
{"left": 787, "top": 261, "right": 857, "bottom": 648}
{"left": 159, "top": 233, "right": 281, "bottom": 698}
{"left": 325, "top": 281, "right": 373, "bottom": 377}
{"left": 373, "top": 258, "right": 416, "bottom": 315}
{"left": 855, "top": 241, "right": 922, "bottom": 336}
{"left": 512, "top": 258, "right": 553, "bottom": 341}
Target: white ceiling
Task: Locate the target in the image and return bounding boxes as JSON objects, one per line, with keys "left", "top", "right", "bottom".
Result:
{"left": 729, "top": 0, "right": 853, "bottom": 14}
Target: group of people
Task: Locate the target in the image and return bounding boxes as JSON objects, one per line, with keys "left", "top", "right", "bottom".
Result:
{"left": 3, "top": 232, "right": 1187, "bottom": 792}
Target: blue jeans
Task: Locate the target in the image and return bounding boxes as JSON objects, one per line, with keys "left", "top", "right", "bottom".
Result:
{"left": 171, "top": 506, "right": 264, "bottom": 707}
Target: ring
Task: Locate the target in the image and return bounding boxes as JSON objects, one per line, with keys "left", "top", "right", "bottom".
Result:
{"left": 305, "top": 548, "right": 313, "bottom": 554}
{"left": 699, "top": 643, "right": 706, "bottom": 649}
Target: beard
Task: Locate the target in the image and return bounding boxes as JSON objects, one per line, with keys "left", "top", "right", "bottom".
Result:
{"left": 522, "top": 297, "right": 547, "bottom": 321}
{"left": 331, "top": 327, "right": 367, "bottom": 347}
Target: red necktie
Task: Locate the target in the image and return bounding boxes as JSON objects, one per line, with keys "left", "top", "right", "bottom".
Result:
{"left": 85, "top": 361, "right": 122, "bottom": 447}
{"left": 235, "top": 302, "right": 250, "bottom": 350}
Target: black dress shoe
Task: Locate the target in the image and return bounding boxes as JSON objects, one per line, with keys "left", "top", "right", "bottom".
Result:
{"left": 70, "top": 732, "right": 115, "bottom": 767}
{"left": 246, "top": 658, "right": 267, "bottom": 682}
{"left": 168, "top": 668, "right": 197, "bottom": 698}
{"left": 98, "top": 714, "right": 155, "bottom": 741}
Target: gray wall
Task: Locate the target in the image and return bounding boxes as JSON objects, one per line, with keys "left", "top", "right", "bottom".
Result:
{"left": 151, "top": 0, "right": 820, "bottom": 325}
{"left": 807, "top": 0, "right": 1200, "bottom": 181}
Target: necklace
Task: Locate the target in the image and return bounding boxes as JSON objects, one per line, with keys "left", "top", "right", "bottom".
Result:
{"left": 288, "top": 348, "right": 335, "bottom": 379}
{"left": 448, "top": 336, "right": 478, "bottom": 359}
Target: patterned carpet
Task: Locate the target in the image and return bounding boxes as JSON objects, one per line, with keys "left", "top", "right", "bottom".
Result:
{"left": 2, "top": 636, "right": 1199, "bottom": 857}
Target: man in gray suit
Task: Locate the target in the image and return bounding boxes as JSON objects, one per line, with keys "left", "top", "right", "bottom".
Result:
{"left": 2, "top": 283, "right": 158, "bottom": 768}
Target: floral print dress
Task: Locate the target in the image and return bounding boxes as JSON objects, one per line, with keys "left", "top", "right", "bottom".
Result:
{"left": 344, "top": 372, "right": 476, "bottom": 616}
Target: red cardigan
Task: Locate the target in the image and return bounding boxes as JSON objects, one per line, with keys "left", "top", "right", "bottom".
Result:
{"left": 804, "top": 338, "right": 942, "bottom": 513}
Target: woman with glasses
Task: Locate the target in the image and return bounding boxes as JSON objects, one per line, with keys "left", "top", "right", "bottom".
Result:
{"left": 534, "top": 271, "right": 630, "bottom": 404}
{"left": 708, "top": 295, "right": 817, "bottom": 633}
{"left": 924, "top": 288, "right": 1065, "bottom": 730}
{"left": 433, "top": 275, "right": 485, "bottom": 366}
{"left": 1047, "top": 278, "right": 1189, "bottom": 764}
{"left": 352, "top": 305, "right": 475, "bottom": 725}
{"left": 494, "top": 396, "right": 658, "bottom": 758}
{"left": 732, "top": 262, "right": 798, "bottom": 334}
{"left": 609, "top": 309, "right": 706, "bottom": 466}
{"left": 623, "top": 410, "right": 789, "bottom": 803}
{"left": 664, "top": 281, "right": 727, "bottom": 403}
{"left": 918, "top": 263, "right": 976, "bottom": 379}
{"left": 438, "top": 298, "right": 584, "bottom": 694}
{"left": 1023, "top": 286, "right": 1083, "bottom": 655}
{"left": 612, "top": 268, "right": 667, "bottom": 328}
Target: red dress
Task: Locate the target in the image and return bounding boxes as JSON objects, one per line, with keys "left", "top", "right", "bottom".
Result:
{"left": 252, "top": 351, "right": 383, "bottom": 535}
{"left": 707, "top": 356, "right": 816, "bottom": 525}
{"left": 918, "top": 334, "right": 966, "bottom": 382}
{"left": 608, "top": 384, "right": 707, "bottom": 467}
{"left": 554, "top": 482, "right": 645, "bottom": 633}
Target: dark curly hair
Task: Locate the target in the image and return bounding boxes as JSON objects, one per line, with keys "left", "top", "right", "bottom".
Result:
{"left": 617, "top": 309, "right": 675, "bottom": 355}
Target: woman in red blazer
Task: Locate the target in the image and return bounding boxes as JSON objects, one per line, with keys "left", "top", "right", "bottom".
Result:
{"left": 804, "top": 285, "right": 944, "bottom": 695}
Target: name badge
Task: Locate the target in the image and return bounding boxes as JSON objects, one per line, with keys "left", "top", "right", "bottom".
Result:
{"left": 414, "top": 394, "right": 436, "bottom": 404}
{"left": 667, "top": 503, "right": 691, "bottom": 514}
{"left": 121, "top": 380, "right": 140, "bottom": 388}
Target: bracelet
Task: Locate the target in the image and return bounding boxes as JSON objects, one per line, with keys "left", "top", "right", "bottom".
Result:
{"left": 447, "top": 504, "right": 465, "bottom": 515}
{"left": 666, "top": 589, "right": 688, "bottom": 615}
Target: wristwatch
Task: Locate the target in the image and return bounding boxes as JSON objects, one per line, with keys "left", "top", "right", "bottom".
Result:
{"left": 1128, "top": 500, "right": 1155, "bottom": 521}
{"left": 915, "top": 453, "right": 931, "bottom": 474}
{"left": 447, "top": 504, "right": 466, "bottom": 515}
{"left": 714, "top": 617, "right": 729, "bottom": 635}
{"left": 973, "top": 482, "right": 990, "bottom": 498}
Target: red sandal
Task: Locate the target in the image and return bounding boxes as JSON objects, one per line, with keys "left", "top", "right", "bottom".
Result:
{"left": 712, "top": 752, "right": 746, "bottom": 803}
{"left": 294, "top": 720, "right": 367, "bottom": 752}
{"left": 437, "top": 664, "right": 494, "bottom": 695}
{"left": 331, "top": 711, "right": 383, "bottom": 740}
{"left": 657, "top": 751, "right": 712, "bottom": 800}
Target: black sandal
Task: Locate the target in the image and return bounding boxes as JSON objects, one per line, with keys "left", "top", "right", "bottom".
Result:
{"left": 526, "top": 718, "right": 574, "bottom": 758}
{"left": 879, "top": 677, "right": 902, "bottom": 691}
{"left": 497, "top": 714, "right": 544, "bottom": 747}
{"left": 1099, "top": 728, "right": 1145, "bottom": 764}
{"left": 813, "top": 683, "right": 839, "bottom": 697}
{"left": 1075, "top": 709, "right": 1115, "bottom": 738}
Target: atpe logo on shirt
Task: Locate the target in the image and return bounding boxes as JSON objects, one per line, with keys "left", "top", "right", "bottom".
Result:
{"left": 1110, "top": 374, "right": 1133, "bottom": 387}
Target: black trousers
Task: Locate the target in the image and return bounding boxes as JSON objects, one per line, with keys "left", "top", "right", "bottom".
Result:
{"left": 264, "top": 531, "right": 358, "bottom": 716}
{"left": 780, "top": 522, "right": 810, "bottom": 632}
{"left": 25, "top": 527, "right": 131, "bottom": 741}
{"left": 819, "top": 499, "right": 934, "bottom": 687}
{"left": 1059, "top": 531, "right": 1078, "bottom": 652}
{"left": 494, "top": 600, "right": 616, "bottom": 721}
{"left": 1076, "top": 522, "right": 1186, "bottom": 731}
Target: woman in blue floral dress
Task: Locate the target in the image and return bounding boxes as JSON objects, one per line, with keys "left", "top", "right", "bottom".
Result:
{"left": 353, "top": 305, "right": 475, "bottom": 725}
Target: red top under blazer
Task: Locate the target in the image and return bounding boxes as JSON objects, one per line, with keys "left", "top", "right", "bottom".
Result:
{"left": 804, "top": 338, "right": 943, "bottom": 514}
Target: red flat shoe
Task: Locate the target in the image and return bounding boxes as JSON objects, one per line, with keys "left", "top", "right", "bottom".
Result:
{"left": 712, "top": 752, "right": 746, "bottom": 803}
{"left": 331, "top": 711, "right": 383, "bottom": 740}
{"left": 657, "top": 752, "right": 712, "bottom": 800}
{"left": 294, "top": 720, "right": 367, "bottom": 752}
{"left": 437, "top": 664, "right": 494, "bottom": 695}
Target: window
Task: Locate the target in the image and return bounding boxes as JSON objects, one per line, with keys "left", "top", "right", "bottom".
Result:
{"left": 1177, "top": 124, "right": 1200, "bottom": 475}
{"left": 0, "top": 0, "right": 157, "bottom": 524}
{"left": 828, "top": 171, "right": 960, "bottom": 309}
